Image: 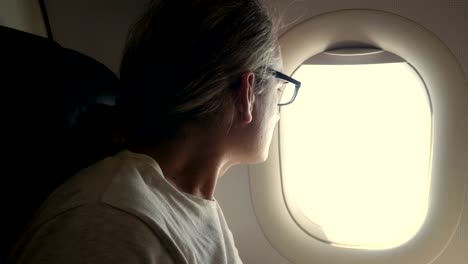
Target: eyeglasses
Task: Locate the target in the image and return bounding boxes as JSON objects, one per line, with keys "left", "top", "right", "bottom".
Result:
{"left": 271, "top": 70, "right": 301, "bottom": 106}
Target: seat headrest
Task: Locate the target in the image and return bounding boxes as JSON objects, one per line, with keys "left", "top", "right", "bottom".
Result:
{"left": 0, "top": 25, "right": 120, "bottom": 128}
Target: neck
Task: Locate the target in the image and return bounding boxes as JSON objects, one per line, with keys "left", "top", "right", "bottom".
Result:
{"left": 128, "top": 125, "right": 234, "bottom": 201}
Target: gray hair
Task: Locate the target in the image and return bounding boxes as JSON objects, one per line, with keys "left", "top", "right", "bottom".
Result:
{"left": 119, "top": 0, "right": 281, "bottom": 142}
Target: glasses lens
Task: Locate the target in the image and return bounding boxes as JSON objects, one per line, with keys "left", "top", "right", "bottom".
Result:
{"left": 279, "top": 82, "right": 296, "bottom": 105}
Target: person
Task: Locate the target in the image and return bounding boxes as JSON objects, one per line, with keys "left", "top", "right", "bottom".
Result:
{"left": 11, "top": 0, "right": 301, "bottom": 263}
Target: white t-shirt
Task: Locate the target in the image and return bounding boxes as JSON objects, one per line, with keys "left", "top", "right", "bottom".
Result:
{"left": 13, "top": 150, "right": 243, "bottom": 264}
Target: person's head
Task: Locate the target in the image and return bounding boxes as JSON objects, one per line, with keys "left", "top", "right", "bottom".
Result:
{"left": 119, "top": 0, "right": 284, "bottom": 164}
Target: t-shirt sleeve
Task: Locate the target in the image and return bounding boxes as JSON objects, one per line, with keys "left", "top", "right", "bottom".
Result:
{"left": 15, "top": 204, "right": 176, "bottom": 264}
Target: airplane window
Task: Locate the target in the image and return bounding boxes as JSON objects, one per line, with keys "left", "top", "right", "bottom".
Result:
{"left": 279, "top": 50, "right": 433, "bottom": 250}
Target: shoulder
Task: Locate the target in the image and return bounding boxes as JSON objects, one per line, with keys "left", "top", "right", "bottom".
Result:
{"left": 14, "top": 151, "right": 187, "bottom": 263}
{"left": 13, "top": 204, "right": 176, "bottom": 264}
{"left": 32, "top": 151, "right": 153, "bottom": 226}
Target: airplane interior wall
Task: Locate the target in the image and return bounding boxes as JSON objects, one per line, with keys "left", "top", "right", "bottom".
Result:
{"left": 5, "top": 0, "right": 467, "bottom": 263}
{"left": 0, "top": 0, "right": 46, "bottom": 37}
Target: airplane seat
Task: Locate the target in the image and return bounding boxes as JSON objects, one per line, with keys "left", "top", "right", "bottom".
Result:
{"left": 0, "top": 25, "right": 121, "bottom": 261}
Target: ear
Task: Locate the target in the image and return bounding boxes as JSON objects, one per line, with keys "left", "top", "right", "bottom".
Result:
{"left": 237, "top": 71, "right": 255, "bottom": 124}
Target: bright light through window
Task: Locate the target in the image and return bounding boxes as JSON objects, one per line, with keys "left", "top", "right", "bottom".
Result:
{"left": 280, "top": 62, "right": 432, "bottom": 249}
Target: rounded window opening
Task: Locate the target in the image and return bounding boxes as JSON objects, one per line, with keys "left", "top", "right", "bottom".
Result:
{"left": 279, "top": 48, "right": 433, "bottom": 250}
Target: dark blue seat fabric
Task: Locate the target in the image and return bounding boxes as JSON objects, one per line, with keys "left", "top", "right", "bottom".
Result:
{"left": 0, "top": 25, "right": 121, "bottom": 261}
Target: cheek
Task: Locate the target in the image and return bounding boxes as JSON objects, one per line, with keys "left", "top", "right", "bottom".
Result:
{"left": 261, "top": 93, "right": 280, "bottom": 137}
{"left": 256, "top": 88, "right": 280, "bottom": 132}
{"left": 268, "top": 91, "right": 280, "bottom": 122}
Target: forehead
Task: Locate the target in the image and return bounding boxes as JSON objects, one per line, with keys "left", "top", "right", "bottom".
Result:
{"left": 270, "top": 61, "right": 284, "bottom": 74}
{"left": 273, "top": 47, "right": 284, "bottom": 71}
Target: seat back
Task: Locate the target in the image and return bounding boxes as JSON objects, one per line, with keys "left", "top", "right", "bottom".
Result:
{"left": 0, "top": 25, "right": 121, "bottom": 261}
